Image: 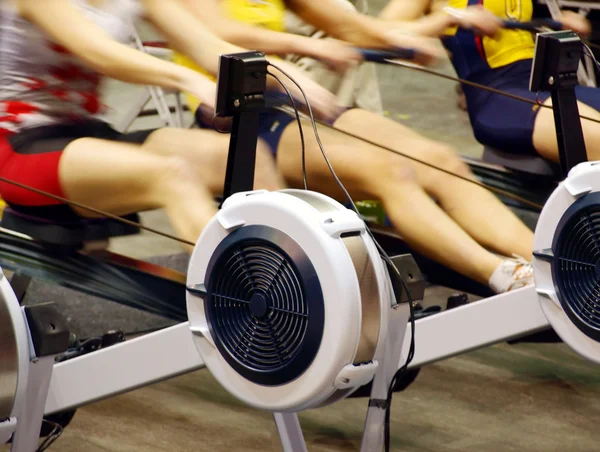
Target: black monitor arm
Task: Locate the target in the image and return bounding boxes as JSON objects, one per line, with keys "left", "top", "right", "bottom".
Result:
{"left": 211, "top": 51, "right": 269, "bottom": 203}
{"left": 530, "top": 31, "right": 587, "bottom": 177}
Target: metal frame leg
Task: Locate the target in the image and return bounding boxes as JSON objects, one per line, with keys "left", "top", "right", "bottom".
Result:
{"left": 360, "top": 303, "right": 410, "bottom": 452}
{"left": 114, "top": 89, "right": 152, "bottom": 133}
{"left": 174, "top": 92, "right": 185, "bottom": 128}
{"left": 130, "top": 29, "right": 175, "bottom": 128}
{"left": 273, "top": 413, "right": 308, "bottom": 452}
{"left": 11, "top": 356, "right": 55, "bottom": 452}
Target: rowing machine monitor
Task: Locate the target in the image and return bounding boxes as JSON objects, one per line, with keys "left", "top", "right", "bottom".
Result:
{"left": 530, "top": 31, "right": 587, "bottom": 177}
{"left": 215, "top": 52, "right": 269, "bottom": 202}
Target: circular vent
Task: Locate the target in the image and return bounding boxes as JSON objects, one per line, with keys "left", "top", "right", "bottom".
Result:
{"left": 553, "top": 192, "right": 600, "bottom": 342}
{"left": 204, "top": 225, "right": 324, "bottom": 386}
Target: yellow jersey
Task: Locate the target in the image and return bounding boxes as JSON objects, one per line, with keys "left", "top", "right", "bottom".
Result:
{"left": 443, "top": 0, "right": 535, "bottom": 79}
{"left": 173, "top": 0, "right": 286, "bottom": 111}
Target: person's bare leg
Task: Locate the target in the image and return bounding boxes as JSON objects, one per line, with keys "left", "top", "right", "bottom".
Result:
{"left": 533, "top": 98, "right": 600, "bottom": 162}
{"left": 277, "top": 119, "right": 502, "bottom": 285}
{"left": 332, "top": 109, "right": 534, "bottom": 260}
{"left": 141, "top": 128, "right": 286, "bottom": 194}
{"left": 59, "top": 138, "right": 217, "bottom": 248}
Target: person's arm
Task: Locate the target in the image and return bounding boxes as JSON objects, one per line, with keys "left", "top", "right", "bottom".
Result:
{"left": 17, "top": 0, "right": 216, "bottom": 105}
{"left": 379, "top": 0, "right": 501, "bottom": 38}
{"left": 177, "top": 0, "right": 359, "bottom": 70}
{"left": 144, "top": 0, "right": 343, "bottom": 119}
{"left": 284, "top": 0, "right": 444, "bottom": 64}
{"left": 380, "top": 0, "right": 457, "bottom": 36}
{"left": 141, "top": 0, "right": 244, "bottom": 77}
{"left": 557, "top": 10, "right": 591, "bottom": 36}
{"left": 286, "top": 0, "right": 397, "bottom": 47}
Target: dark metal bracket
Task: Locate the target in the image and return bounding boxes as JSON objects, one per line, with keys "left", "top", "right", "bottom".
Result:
{"left": 530, "top": 31, "right": 587, "bottom": 177}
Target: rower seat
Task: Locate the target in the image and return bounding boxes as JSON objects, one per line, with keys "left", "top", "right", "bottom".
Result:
{"left": 482, "top": 146, "right": 561, "bottom": 179}
{"left": 0, "top": 208, "right": 141, "bottom": 249}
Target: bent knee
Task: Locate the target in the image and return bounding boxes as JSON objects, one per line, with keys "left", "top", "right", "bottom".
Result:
{"left": 378, "top": 143, "right": 469, "bottom": 186}
{"left": 375, "top": 157, "right": 419, "bottom": 192}
{"left": 421, "top": 143, "right": 471, "bottom": 179}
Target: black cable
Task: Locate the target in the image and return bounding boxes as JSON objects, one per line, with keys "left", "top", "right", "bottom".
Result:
{"left": 584, "top": 39, "right": 600, "bottom": 53}
{"left": 266, "top": 33, "right": 600, "bottom": 448}
{"left": 266, "top": 71, "right": 309, "bottom": 190}
{"left": 583, "top": 44, "right": 600, "bottom": 75}
{"left": 0, "top": 175, "right": 195, "bottom": 247}
{"left": 264, "top": 38, "right": 600, "bottom": 212}
{"left": 383, "top": 278, "right": 416, "bottom": 452}
{"left": 0, "top": 28, "right": 591, "bottom": 250}
{"left": 263, "top": 103, "right": 545, "bottom": 210}
{"left": 310, "top": 116, "right": 545, "bottom": 210}
{"left": 267, "top": 62, "right": 416, "bottom": 452}
{"left": 37, "top": 419, "right": 64, "bottom": 452}
{"left": 0, "top": 45, "right": 562, "bottom": 250}
{"left": 285, "top": 37, "right": 600, "bottom": 211}
{"left": 268, "top": 63, "right": 370, "bottom": 215}
{"left": 382, "top": 259, "right": 416, "bottom": 452}
{"left": 383, "top": 58, "right": 600, "bottom": 127}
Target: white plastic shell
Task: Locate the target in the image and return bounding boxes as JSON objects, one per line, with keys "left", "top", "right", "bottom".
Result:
{"left": 533, "top": 162, "right": 600, "bottom": 364}
{"left": 186, "top": 190, "right": 392, "bottom": 412}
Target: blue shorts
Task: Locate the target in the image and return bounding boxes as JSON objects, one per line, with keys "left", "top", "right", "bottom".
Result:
{"left": 464, "top": 59, "right": 600, "bottom": 155}
{"left": 196, "top": 92, "right": 347, "bottom": 155}
{"left": 197, "top": 107, "right": 295, "bottom": 154}
{"left": 196, "top": 90, "right": 300, "bottom": 154}
{"left": 256, "top": 109, "right": 297, "bottom": 154}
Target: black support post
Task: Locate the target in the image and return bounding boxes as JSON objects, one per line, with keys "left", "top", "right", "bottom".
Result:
{"left": 213, "top": 52, "right": 269, "bottom": 203}
{"left": 530, "top": 31, "right": 587, "bottom": 177}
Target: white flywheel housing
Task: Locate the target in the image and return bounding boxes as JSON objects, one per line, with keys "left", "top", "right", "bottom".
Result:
{"left": 533, "top": 162, "right": 600, "bottom": 363}
{"left": 186, "top": 189, "right": 394, "bottom": 412}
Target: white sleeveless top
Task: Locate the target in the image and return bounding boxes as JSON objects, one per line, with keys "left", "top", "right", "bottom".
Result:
{"left": 0, "top": 0, "right": 142, "bottom": 134}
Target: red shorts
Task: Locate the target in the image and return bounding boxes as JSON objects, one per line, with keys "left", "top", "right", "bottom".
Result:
{"left": 0, "top": 122, "right": 154, "bottom": 220}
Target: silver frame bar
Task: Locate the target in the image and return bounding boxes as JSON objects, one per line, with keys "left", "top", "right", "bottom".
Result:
{"left": 45, "top": 323, "right": 204, "bottom": 415}
{"left": 404, "top": 287, "right": 549, "bottom": 369}
{"left": 273, "top": 413, "right": 308, "bottom": 452}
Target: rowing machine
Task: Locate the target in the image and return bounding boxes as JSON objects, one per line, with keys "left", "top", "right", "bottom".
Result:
{"left": 2, "top": 31, "right": 600, "bottom": 451}
{"left": 0, "top": 17, "right": 573, "bottom": 321}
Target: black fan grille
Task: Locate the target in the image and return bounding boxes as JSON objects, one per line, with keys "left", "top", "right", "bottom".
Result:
{"left": 205, "top": 226, "right": 324, "bottom": 386}
{"left": 553, "top": 194, "right": 600, "bottom": 341}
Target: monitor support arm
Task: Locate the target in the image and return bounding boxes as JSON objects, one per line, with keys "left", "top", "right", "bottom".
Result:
{"left": 530, "top": 31, "right": 587, "bottom": 177}
{"left": 213, "top": 52, "right": 269, "bottom": 202}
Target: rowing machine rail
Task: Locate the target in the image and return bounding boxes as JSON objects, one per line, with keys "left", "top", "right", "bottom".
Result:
{"left": 0, "top": 270, "right": 566, "bottom": 451}
{"left": 35, "top": 288, "right": 545, "bottom": 446}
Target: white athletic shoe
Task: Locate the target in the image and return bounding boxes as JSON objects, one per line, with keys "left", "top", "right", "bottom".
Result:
{"left": 489, "top": 256, "right": 534, "bottom": 294}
